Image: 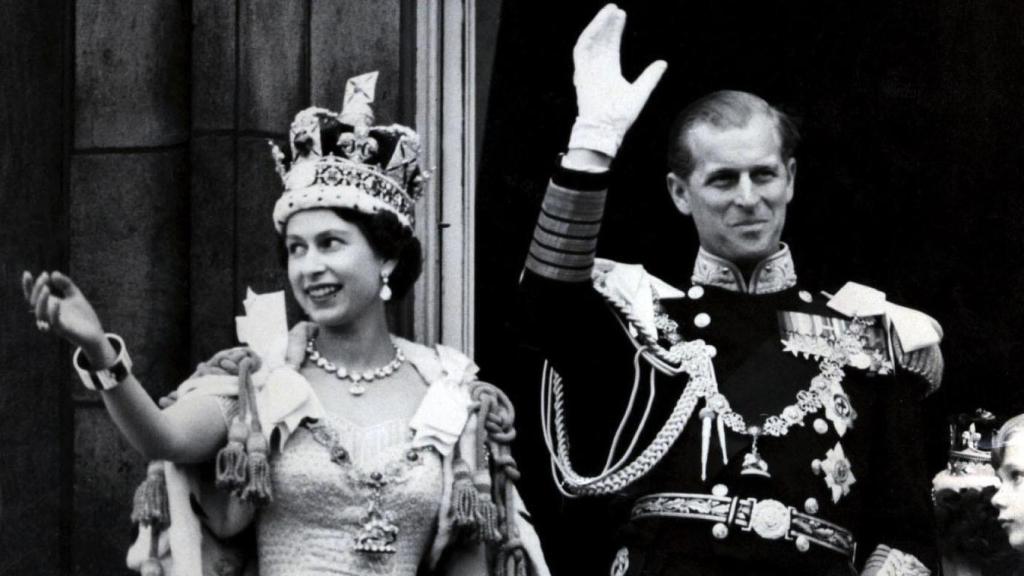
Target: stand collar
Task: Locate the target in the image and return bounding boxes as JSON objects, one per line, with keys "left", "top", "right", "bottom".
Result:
{"left": 691, "top": 244, "right": 797, "bottom": 294}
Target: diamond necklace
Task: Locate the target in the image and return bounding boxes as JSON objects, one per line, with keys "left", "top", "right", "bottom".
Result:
{"left": 305, "top": 338, "right": 406, "bottom": 396}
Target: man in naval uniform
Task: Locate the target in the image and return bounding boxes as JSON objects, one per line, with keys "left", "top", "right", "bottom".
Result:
{"left": 520, "top": 5, "right": 943, "bottom": 576}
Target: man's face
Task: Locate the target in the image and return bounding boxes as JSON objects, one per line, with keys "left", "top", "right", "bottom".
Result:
{"left": 667, "top": 113, "right": 796, "bottom": 265}
{"left": 993, "top": 438, "right": 1024, "bottom": 551}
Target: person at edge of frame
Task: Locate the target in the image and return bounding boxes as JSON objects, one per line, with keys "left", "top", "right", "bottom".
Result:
{"left": 993, "top": 415, "right": 1024, "bottom": 560}
{"left": 519, "top": 4, "right": 945, "bottom": 576}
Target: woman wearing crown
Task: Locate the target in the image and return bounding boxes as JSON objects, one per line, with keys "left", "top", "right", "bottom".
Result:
{"left": 23, "top": 72, "right": 548, "bottom": 576}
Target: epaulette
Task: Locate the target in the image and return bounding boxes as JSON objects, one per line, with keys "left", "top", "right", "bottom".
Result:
{"left": 590, "top": 258, "right": 692, "bottom": 374}
{"left": 826, "top": 281, "right": 944, "bottom": 394}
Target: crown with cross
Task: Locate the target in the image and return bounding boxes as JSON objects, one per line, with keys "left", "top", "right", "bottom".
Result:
{"left": 270, "top": 71, "right": 426, "bottom": 231}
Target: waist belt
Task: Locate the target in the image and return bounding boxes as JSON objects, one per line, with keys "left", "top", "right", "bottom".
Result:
{"left": 631, "top": 492, "right": 856, "bottom": 558}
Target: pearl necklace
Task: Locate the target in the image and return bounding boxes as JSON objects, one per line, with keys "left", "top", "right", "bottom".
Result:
{"left": 305, "top": 338, "right": 406, "bottom": 396}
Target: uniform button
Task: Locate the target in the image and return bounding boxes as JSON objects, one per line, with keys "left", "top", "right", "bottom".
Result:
{"left": 712, "top": 484, "right": 729, "bottom": 497}
{"left": 706, "top": 345, "right": 717, "bottom": 358}
{"left": 813, "top": 418, "right": 829, "bottom": 435}
{"left": 712, "top": 523, "right": 729, "bottom": 539}
{"left": 694, "top": 313, "right": 711, "bottom": 328}
{"left": 799, "top": 290, "right": 813, "bottom": 303}
{"left": 687, "top": 285, "right": 705, "bottom": 300}
{"left": 795, "top": 535, "right": 810, "bottom": 552}
{"left": 811, "top": 459, "right": 823, "bottom": 475}
{"left": 803, "top": 497, "right": 819, "bottom": 514}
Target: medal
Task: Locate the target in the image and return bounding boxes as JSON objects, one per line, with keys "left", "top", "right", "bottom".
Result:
{"left": 740, "top": 430, "right": 771, "bottom": 478}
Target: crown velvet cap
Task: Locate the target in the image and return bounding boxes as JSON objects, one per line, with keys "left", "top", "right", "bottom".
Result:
{"left": 271, "top": 71, "right": 426, "bottom": 232}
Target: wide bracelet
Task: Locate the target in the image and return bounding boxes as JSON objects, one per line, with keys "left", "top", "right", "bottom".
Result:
{"left": 73, "top": 333, "right": 133, "bottom": 391}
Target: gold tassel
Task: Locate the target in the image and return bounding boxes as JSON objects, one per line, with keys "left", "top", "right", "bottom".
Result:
{"left": 475, "top": 492, "right": 502, "bottom": 543}
{"left": 215, "top": 418, "right": 249, "bottom": 490}
{"left": 472, "top": 470, "right": 501, "bottom": 542}
{"left": 131, "top": 461, "right": 169, "bottom": 526}
{"left": 237, "top": 357, "right": 273, "bottom": 505}
{"left": 240, "top": 431, "right": 273, "bottom": 506}
{"left": 451, "top": 459, "right": 478, "bottom": 529}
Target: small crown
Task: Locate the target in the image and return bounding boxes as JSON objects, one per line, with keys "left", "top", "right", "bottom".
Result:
{"left": 271, "top": 71, "right": 426, "bottom": 231}
{"left": 947, "top": 409, "right": 998, "bottom": 474}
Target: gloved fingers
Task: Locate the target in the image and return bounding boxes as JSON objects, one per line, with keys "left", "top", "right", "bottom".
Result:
{"left": 574, "top": 4, "right": 624, "bottom": 61}
{"left": 632, "top": 60, "right": 668, "bottom": 103}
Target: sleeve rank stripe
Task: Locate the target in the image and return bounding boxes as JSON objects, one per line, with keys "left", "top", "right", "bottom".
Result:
{"left": 532, "top": 227, "right": 600, "bottom": 254}
{"left": 537, "top": 212, "right": 602, "bottom": 236}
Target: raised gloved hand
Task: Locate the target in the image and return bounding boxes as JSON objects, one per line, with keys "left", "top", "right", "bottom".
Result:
{"left": 568, "top": 4, "right": 667, "bottom": 159}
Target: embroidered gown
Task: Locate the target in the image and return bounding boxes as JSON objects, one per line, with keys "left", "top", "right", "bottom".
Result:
{"left": 136, "top": 338, "right": 552, "bottom": 576}
{"left": 255, "top": 414, "right": 443, "bottom": 576}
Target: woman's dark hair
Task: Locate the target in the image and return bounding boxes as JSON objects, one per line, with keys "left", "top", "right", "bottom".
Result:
{"left": 278, "top": 208, "right": 423, "bottom": 301}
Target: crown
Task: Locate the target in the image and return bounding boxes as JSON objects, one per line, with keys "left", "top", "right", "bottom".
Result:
{"left": 948, "top": 409, "right": 998, "bottom": 473}
{"left": 270, "top": 71, "right": 426, "bottom": 232}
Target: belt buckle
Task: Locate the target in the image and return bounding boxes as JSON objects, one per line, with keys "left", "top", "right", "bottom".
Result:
{"left": 745, "top": 498, "right": 791, "bottom": 540}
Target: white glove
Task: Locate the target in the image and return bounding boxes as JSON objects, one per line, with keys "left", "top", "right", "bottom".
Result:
{"left": 569, "top": 4, "right": 667, "bottom": 158}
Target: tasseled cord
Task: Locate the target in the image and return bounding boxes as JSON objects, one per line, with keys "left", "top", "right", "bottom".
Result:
{"left": 238, "top": 358, "right": 273, "bottom": 506}
{"left": 469, "top": 382, "right": 530, "bottom": 576}
{"left": 474, "top": 394, "right": 502, "bottom": 543}
{"left": 213, "top": 357, "right": 272, "bottom": 505}
{"left": 451, "top": 458, "right": 479, "bottom": 529}
{"left": 215, "top": 356, "right": 251, "bottom": 491}
{"left": 131, "top": 460, "right": 170, "bottom": 576}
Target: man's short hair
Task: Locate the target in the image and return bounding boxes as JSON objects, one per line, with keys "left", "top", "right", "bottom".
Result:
{"left": 993, "top": 414, "right": 1024, "bottom": 469}
{"left": 666, "top": 90, "right": 801, "bottom": 178}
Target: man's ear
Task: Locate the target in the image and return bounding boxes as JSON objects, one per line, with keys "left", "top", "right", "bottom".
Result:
{"left": 666, "top": 172, "right": 693, "bottom": 215}
{"left": 784, "top": 158, "right": 797, "bottom": 204}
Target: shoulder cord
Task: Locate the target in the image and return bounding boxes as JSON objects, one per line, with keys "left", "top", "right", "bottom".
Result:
{"left": 540, "top": 302, "right": 719, "bottom": 496}
{"left": 540, "top": 352, "right": 657, "bottom": 499}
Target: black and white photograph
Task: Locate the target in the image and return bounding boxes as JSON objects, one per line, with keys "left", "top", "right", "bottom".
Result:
{"left": 3, "top": 1, "right": 1024, "bottom": 575}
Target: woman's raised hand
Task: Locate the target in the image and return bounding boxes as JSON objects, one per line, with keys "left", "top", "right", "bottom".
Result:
{"left": 22, "top": 271, "right": 108, "bottom": 353}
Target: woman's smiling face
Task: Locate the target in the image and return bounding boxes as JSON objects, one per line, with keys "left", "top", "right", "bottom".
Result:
{"left": 284, "top": 209, "right": 390, "bottom": 328}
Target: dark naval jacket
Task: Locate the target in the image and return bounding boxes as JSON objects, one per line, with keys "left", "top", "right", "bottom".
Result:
{"left": 520, "top": 165, "right": 938, "bottom": 576}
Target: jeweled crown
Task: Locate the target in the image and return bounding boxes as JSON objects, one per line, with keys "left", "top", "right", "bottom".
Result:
{"left": 270, "top": 71, "right": 426, "bottom": 231}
